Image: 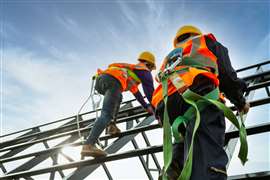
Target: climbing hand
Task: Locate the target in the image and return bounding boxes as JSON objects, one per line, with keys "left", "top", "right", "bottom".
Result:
{"left": 240, "top": 102, "right": 250, "bottom": 114}
{"left": 146, "top": 105, "right": 155, "bottom": 115}
{"left": 156, "top": 116, "right": 163, "bottom": 127}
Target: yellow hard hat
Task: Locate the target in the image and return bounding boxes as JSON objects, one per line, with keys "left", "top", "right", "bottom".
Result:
{"left": 173, "top": 25, "right": 202, "bottom": 47}
{"left": 138, "top": 51, "right": 156, "bottom": 70}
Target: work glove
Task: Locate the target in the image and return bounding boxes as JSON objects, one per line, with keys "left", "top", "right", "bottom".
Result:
{"left": 146, "top": 105, "right": 155, "bottom": 115}
{"left": 239, "top": 102, "right": 250, "bottom": 114}
{"left": 155, "top": 116, "right": 163, "bottom": 127}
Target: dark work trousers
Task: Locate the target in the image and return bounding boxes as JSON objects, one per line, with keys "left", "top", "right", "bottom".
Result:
{"left": 85, "top": 74, "right": 123, "bottom": 145}
{"left": 156, "top": 75, "right": 228, "bottom": 180}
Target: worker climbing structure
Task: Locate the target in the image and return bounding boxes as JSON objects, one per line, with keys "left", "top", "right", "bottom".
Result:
{"left": 0, "top": 61, "right": 269, "bottom": 180}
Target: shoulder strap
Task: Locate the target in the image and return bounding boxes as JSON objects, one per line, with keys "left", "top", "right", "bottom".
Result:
{"left": 205, "top": 33, "right": 217, "bottom": 42}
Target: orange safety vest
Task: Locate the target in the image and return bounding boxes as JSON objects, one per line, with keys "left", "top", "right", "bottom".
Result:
{"left": 97, "top": 62, "right": 149, "bottom": 94}
{"left": 152, "top": 33, "right": 222, "bottom": 108}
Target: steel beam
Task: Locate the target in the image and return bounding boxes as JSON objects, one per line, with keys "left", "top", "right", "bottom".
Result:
{"left": 0, "top": 124, "right": 160, "bottom": 163}
{"left": 0, "top": 112, "right": 149, "bottom": 153}
{"left": 0, "top": 107, "right": 144, "bottom": 148}
{"left": 225, "top": 122, "right": 270, "bottom": 145}
{"left": 101, "top": 163, "right": 113, "bottom": 180}
{"left": 135, "top": 119, "right": 161, "bottom": 172}
{"left": 236, "top": 60, "right": 270, "bottom": 72}
{"left": 2, "top": 96, "right": 268, "bottom": 155}
{"left": 43, "top": 141, "right": 65, "bottom": 178}
{"left": 6, "top": 135, "right": 79, "bottom": 175}
{"left": 2, "top": 93, "right": 268, "bottom": 155}
{"left": 2, "top": 121, "right": 269, "bottom": 179}
{"left": 131, "top": 139, "right": 154, "bottom": 180}
{"left": 0, "top": 98, "right": 268, "bottom": 163}
{"left": 242, "top": 70, "right": 270, "bottom": 81}
{"left": 127, "top": 120, "right": 154, "bottom": 180}
{"left": 246, "top": 80, "right": 270, "bottom": 92}
{"left": 0, "top": 128, "right": 41, "bottom": 161}
{"left": 0, "top": 145, "right": 162, "bottom": 179}
{"left": 0, "top": 98, "right": 140, "bottom": 139}
{"left": 228, "top": 171, "right": 270, "bottom": 180}
{"left": 64, "top": 116, "right": 155, "bottom": 180}
{"left": 0, "top": 163, "right": 6, "bottom": 174}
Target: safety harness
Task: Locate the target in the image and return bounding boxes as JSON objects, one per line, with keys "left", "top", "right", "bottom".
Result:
{"left": 99, "top": 62, "right": 148, "bottom": 94}
{"left": 158, "top": 36, "right": 248, "bottom": 180}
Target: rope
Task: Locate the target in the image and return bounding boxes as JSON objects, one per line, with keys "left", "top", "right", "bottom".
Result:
{"left": 76, "top": 76, "right": 102, "bottom": 143}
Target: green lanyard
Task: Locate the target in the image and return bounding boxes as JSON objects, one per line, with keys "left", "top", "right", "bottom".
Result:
{"left": 161, "top": 79, "right": 248, "bottom": 180}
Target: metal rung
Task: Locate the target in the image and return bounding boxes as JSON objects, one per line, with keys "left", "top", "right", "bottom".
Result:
{"left": 1, "top": 122, "right": 270, "bottom": 179}
{"left": 228, "top": 171, "right": 270, "bottom": 179}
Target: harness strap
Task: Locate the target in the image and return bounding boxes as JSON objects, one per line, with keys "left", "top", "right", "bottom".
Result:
{"left": 162, "top": 80, "right": 248, "bottom": 180}
{"left": 176, "top": 91, "right": 203, "bottom": 180}
{"left": 172, "top": 116, "right": 186, "bottom": 143}
{"left": 183, "top": 89, "right": 248, "bottom": 165}
{"left": 162, "top": 79, "right": 172, "bottom": 180}
{"left": 171, "top": 88, "right": 219, "bottom": 144}
{"left": 108, "top": 66, "right": 141, "bottom": 83}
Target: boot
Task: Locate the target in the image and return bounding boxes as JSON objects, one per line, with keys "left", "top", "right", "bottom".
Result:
{"left": 107, "top": 122, "right": 121, "bottom": 135}
{"left": 81, "top": 144, "right": 107, "bottom": 157}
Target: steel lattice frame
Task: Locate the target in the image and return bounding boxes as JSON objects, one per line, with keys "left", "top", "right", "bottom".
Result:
{"left": 0, "top": 61, "right": 269, "bottom": 180}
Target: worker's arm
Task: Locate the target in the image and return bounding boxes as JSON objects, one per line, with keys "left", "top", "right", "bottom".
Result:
{"left": 133, "top": 70, "right": 155, "bottom": 114}
{"left": 133, "top": 91, "right": 154, "bottom": 114}
{"left": 133, "top": 91, "right": 148, "bottom": 109}
{"left": 134, "top": 70, "right": 155, "bottom": 103}
{"left": 206, "top": 37, "right": 247, "bottom": 110}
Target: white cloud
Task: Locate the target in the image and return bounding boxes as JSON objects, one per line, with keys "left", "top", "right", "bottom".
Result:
{"left": 55, "top": 15, "right": 92, "bottom": 44}
{"left": 254, "top": 32, "right": 270, "bottom": 60}
{"left": 117, "top": 0, "right": 138, "bottom": 27}
{"left": 0, "top": 21, "right": 17, "bottom": 40}
{"left": 2, "top": 48, "right": 95, "bottom": 132}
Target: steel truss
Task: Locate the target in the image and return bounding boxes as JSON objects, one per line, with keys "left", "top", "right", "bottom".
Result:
{"left": 0, "top": 61, "right": 269, "bottom": 180}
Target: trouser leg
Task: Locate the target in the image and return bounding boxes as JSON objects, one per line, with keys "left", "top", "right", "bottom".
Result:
{"left": 106, "top": 90, "right": 122, "bottom": 135}
{"left": 85, "top": 75, "right": 122, "bottom": 145}
{"left": 112, "top": 98, "right": 121, "bottom": 122}
{"left": 167, "top": 142, "right": 185, "bottom": 180}
{"left": 185, "top": 105, "right": 228, "bottom": 180}
{"left": 156, "top": 93, "right": 188, "bottom": 180}
{"left": 156, "top": 76, "right": 222, "bottom": 179}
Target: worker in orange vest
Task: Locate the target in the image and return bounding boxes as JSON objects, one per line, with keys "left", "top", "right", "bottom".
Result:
{"left": 152, "top": 25, "right": 250, "bottom": 180}
{"left": 81, "top": 51, "right": 156, "bottom": 157}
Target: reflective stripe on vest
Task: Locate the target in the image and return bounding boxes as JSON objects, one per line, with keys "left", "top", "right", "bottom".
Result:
{"left": 98, "top": 62, "right": 149, "bottom": 93}
{"left": 152, "top": 34, "right": 220, "bottom": 108}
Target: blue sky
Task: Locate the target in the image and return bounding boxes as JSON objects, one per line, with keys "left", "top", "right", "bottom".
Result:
{"left": 1, "top": 0, "right": 269, "bottom": 179}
